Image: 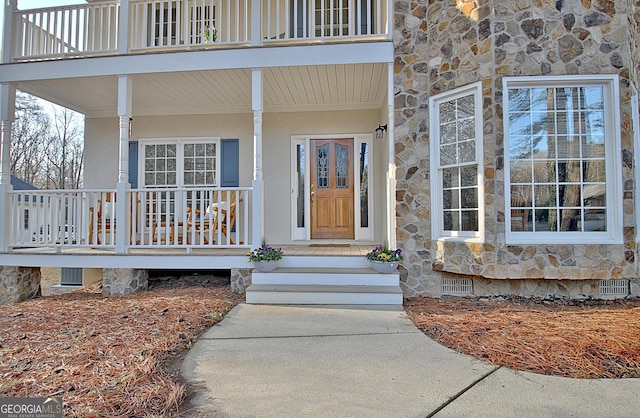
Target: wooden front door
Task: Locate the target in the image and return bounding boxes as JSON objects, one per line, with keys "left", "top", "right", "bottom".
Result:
{"left": 310, "top": 138, "right": 354, "bottom": 239}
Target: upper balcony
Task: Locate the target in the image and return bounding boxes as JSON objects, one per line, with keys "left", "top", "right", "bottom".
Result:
{"left": 4, "top": 0, "right": 391, "bottom": 63}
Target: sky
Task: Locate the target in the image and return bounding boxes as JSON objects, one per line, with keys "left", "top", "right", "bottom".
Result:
{"left": 16, "top": 0, "right": 81, "bottom": 8}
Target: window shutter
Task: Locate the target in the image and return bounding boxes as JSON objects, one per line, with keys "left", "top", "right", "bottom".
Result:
{"left": 129, "top": 141, "right": 138, "bottom": 189}
{"left": 220, "top": 139, "right": 239, "bottom": 187}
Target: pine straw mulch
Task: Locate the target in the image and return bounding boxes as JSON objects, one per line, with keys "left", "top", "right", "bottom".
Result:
{"left": 0, "top": 279, "right": 243, "bottom": 417}
{"left": 404, "top": 296, "right": 640, "bottom": 379}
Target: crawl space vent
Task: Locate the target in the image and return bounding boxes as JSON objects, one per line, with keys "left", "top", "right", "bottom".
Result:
{"left": 442, "top": 277, "right": 473, "bottom": 295}
{"left": 599, "top": 280, "right": 629, "bottom": 298}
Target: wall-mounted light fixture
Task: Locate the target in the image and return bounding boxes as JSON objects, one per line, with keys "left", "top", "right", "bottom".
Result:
{"left": 128, "top": 117, "right": 133, "bottom": 138}
{"left": 375, "top": 124, "right": 387, "bottom": 140}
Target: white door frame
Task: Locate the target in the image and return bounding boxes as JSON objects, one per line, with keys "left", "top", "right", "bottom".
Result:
{"left": 291, "top": 133, "right": 373, "bottom": 241}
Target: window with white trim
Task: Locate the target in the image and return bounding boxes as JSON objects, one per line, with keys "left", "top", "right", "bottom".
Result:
{"left": 504, "top": 75, "right": 622, "bottom": 244}
{"left": 142, "top": 139, "right": 218, "bottom": 188}
{"left": 430, "top": 82, "right": 484, "bottom": 240}
{"left": 140, "top": 138, "right": 220, "bottom": 221}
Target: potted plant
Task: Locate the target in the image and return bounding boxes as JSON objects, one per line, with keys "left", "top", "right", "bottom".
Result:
{"left": 365, "top": 245, "right": 402, "bottom": 273}
{"left": 247, "top": 242, "right": 283, "bottom": 272}
{"left": 202, "top": 25, "right": 217, "bottom": 43}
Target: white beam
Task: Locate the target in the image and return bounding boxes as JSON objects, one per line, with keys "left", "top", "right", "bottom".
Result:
{"left": 117, "top": 75, "right": 132, "bottom": 184}
{"left": 118, "top": 0, "right": 131, "bottom": 55}
{"left": 0, "top": 83, "right": 16, "bottom": 185}
{"left": 386, "top": 62, "right": 396, "bottom": 249}
{"left": 0, "top": 253, "right": 251, "bottom": 269}
{"left": 2, "top": 0, "right": 17, "bottom": 64}
{"left": 0, "top": 42, "right": 393, "bottom": 83}
{"left": 116, "top": 75, "right": 132, "bottom": 254}
{"left": 252, "top": 68, "right": 264, "bottom": 247}
{"left": 0, "top": 83, "right": 16, "bottom": 251}
{"left": 250, "top": 0, "right": 261, "bottom": 47}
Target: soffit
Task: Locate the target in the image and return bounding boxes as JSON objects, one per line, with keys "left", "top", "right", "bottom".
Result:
{"left": 18, "top": 63, "right": 387, "bottom": 117}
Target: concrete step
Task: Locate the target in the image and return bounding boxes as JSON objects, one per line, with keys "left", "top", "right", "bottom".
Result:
{"left": 278, "top": 256, "right": 371, "bottom": 269}
{"left": 245, "top": 284, "right": 403, "bottom": 305}
{"left": 251, "top": 268, "right": 399, "bottom": 286}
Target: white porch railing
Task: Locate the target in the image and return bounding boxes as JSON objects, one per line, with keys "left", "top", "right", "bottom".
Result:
{"left": 9, "top": 189, "right": 109, "bottom": 247}
{"left": 14, "top": 2, "right": 119, "bottom": 60}
{"left": 128, "top": 0, "right": 250, "bottom": 50}
{"left": 263, "top": 0, "right": 389, "bottom": 42}
{"left": 8, "top": 187, "right": 251, "bottom": 250}
{"left": 130, "top": 187, "right": 250, "bottom": 248}
{"left": 10, "top": 0, "right": 389, "bottom": 61}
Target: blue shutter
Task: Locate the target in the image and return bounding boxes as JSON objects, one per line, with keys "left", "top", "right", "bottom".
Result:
{"left": 220, "top": 139, "right": 239, "bottom": 187}
{"left": 129, "top": 141, "right": 139, "bottom": 189}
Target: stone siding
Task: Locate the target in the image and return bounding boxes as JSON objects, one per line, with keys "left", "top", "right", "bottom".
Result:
{"left": 0, "top": 266, "right": 41, "bottom": 305}
{"left": 102, "top": 268, "right": 148, "bottom": 296}
{"left": 230, "top": 268, "right": 252, "bottom": 293}
{"left": 394, "top": 0, "right": 640, "bottom": 298}
{"left": 628, "top": 1, "right": 640, "bottom": 85}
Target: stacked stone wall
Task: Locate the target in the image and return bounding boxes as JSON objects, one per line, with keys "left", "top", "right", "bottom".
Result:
{"left": 0, "top": 266, "right": 41, "bottom": 305}
{"left": 395, "top": 0, "right": 640, "bottom": 298}
{"left": 230, "top": 268, "right": 252, "bottom": 293}
{"left": 102, "top": 268, "right": 148, "bottom": 295}
{"left": 628, "top": 0, "right": 640, "bottom": 86}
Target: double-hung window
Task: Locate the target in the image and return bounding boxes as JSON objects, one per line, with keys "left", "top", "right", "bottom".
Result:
{"left": 142, "top": 139, "right": 218, "bottom": 188}
{"left": 430, "top": 82, "right": 484, "bottom": 241}
{"left": 140, "top": 138, "right": 219, "bottom": 216}
{"left": 504, "top": 75, "right": 622, "bottom": 244}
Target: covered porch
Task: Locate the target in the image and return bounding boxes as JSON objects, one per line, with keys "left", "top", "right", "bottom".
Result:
{"left": 0, "top": 64, "right": 396, "bottom": 258}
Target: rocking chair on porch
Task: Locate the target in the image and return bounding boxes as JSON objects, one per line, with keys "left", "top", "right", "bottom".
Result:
{"left": 186, "top": 190, "right": 240, "bottom": 245}
{"left": 88, "top": 193, "right": 115, "bottom": 245}
{"left": 88, "top": 193, "right": 139, "bottom": 245}
{"left": 145, "top": 192, "right": 182, "bottom": 245}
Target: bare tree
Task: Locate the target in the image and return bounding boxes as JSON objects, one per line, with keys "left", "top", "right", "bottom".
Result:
{"left": 11, "top": 92, "right": 51, "bottom": 185}
{"left": 46, "top": 105, "right": 84, "bottom": 189}
{"left": 11, "top": 92, "right": 84, "bottom": 189}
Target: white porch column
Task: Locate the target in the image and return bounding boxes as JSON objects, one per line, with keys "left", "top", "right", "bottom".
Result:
{"left": 0, "top": 83, "right": 16, "bottom": 251}
{"left": 115, "top": 75, "right": 132, "bottom": 254}
{"left": 251, "top": 68, "right": 264, "bottom": 247}
{"left": 2, "top": 0, "right": 17, "bottom": 64}
{"left": 250, "top": 0, "right": 261, "bottom": 47}
{"left": 386, "top": 63, "right": 396, "bottom": 249}
{"left": 118, "top": 0, "right": 130, "bottom": 55}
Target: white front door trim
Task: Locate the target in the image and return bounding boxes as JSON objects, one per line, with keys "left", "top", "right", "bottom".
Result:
{"left": 290, "top": 133, "right": 373, "bottom": 241}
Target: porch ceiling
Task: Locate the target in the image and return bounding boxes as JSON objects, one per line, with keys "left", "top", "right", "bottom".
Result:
{"left": 17, "top": 63, "right": 388, "bottom": 118}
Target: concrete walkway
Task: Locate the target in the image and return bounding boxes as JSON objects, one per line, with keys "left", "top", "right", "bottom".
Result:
{"left": 181, "top": 304, "right": 640, "bottom": 417}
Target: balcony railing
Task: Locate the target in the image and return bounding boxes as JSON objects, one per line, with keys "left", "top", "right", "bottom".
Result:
{"left": 8, "top": 187, "right": 251, "bottom": 250}
{"left": 8, "top": 0, "right": 390, "bottom": 61}
{"left": 14, "top": 2, "right": 119, "bottom": 60}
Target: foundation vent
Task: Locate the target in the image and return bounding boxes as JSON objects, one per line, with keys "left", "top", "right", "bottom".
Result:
{"left": 442, "top": 277, "right": 473, "bottom": 296}
{"left": 599, "top": 280, "right": 629, "bottom": 299}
